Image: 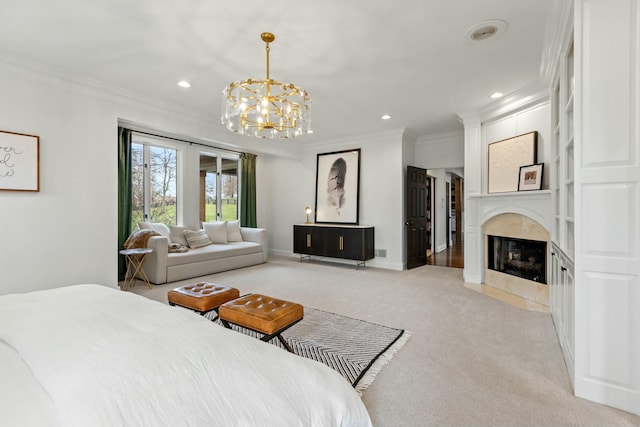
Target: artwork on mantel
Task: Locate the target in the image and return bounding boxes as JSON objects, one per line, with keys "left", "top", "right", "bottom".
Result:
{"left": 0, "top": 130, "right": 40, "bottom": 192}
{"left": 487, "top": 131, "right": 537, "bottom": 194}
{"left": 518, "top": 163, "right": 544, "bottom": 191}
{"left": 315, "top": 148, "right": 361, "bottom": 224}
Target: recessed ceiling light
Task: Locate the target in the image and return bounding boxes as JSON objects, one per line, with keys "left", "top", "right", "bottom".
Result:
{"left": 490, "top": 92, "right": 504, "bottom": 99}
{"left": 177, "top": 80, "right": 191, "bottom": 88}
{"left": 381, "top": 114, "right": 392, "bottom": 120}
{"left": 464, "top": 19, "right": 507, "bottom": 42}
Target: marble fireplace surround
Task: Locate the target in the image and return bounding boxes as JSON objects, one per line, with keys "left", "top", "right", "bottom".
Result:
{"left": 466, "top": 191, "right": 551, "bottom": 309}
{"left": 484, "top": 213, "right": 550, "bottom": 307}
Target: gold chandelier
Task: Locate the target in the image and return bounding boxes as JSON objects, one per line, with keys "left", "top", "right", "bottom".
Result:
{"left": 221, "top": 32, "right": 312, "bottom": 139}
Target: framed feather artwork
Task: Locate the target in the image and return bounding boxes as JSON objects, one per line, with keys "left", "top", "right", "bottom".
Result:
{"left": 315, "top": 148, "right": 361, "bottom": 224}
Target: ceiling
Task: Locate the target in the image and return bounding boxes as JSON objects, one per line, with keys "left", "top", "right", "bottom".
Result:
{"left": 0, "top": 0, "right": 553, "bottom": 144}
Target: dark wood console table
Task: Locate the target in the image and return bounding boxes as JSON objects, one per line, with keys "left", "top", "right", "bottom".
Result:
{"left": 293, "top": 224, "right": 374, "bottom": 269}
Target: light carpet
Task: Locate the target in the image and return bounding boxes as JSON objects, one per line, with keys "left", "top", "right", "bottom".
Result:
{"left": 129, "top": 256, "right": 640, "bottom": 426}
{"left": 210, "top": 307, "right": 411, "bottom": 393}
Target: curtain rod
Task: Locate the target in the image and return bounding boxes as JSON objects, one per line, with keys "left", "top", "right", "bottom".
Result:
{"left": 127, "top": 128, "right": 243, "bottom": 155}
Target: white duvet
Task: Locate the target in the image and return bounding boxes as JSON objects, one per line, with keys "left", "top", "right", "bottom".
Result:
{"left": 0, "top": 284, "right": 371, "bottom": 427}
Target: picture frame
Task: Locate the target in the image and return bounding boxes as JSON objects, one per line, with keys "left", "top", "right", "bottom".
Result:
{"left": 315, "top": 148, "right": 361, "bottom": 224}
{"left": 518, "top": 163, "right": 544, "bottom": 191}
{"left": 488, "top": 131, "right": 537, "bottom": 194}
{"left": 0, "top": 130, "right": 40, "bottom": 192}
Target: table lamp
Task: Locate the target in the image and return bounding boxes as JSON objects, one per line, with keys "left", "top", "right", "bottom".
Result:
{"left": 305, "top": 206, "right": 312, "bottom": 224}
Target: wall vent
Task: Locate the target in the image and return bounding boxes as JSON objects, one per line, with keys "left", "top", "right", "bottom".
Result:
{"left": 375, "top": 249, "right": 387, "bottom": 258}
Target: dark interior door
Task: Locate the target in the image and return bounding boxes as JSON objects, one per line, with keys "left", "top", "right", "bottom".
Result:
{"left": 406, "top": 166, "right": 429, "bottom": 269}
{"left": 446, "top": 182, "right": 451, "bottom": 247}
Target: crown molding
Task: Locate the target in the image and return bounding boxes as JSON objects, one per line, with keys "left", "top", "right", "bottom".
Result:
{"left": 539, "top": 0, "right": 574, "bottom": 88}
{"left": 301, "top": 127, "right": 406, "bottom": 154}
{"left": 458, "top": 81, "right": 549, "bottom": 125}
{"left": 416, "top": 130, "right": 464, "bottom": 145}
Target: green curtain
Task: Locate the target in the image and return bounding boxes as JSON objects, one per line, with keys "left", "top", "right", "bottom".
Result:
{"left": 117, "top": 127, "right": 133, "bottom": 280}
{"left": 240, "top": 152, "right": 257, "bottom": 228}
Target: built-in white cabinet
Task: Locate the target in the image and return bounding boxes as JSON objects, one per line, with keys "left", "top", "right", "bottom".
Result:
{"left": 549, "top": 33, "right": 575, "bottom": 386}
{"left": 550, "top": 242, "right": 575, "bottom": 383}
{"left": 549, "top": 0, "right": 640, "bottom": 415}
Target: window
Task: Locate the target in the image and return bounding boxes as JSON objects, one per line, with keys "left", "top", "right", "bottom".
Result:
{"left": 131, "top": 135, "right": 179, "bottom": 230}
{"left": 200, "top": 154, "right": 238, "bottom": 223}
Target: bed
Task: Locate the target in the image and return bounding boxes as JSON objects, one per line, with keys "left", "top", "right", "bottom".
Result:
{"left": 0, "top": 284, "right": 372, "bottom": 426}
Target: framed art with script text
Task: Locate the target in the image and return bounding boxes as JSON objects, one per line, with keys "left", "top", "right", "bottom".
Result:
{"left": 0, "top": 130, "right": 40, "bottom": 192}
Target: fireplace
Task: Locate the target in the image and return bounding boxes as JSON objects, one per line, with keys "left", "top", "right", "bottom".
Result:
{"left": 481, "top": 213, "right": 550, "bottom": 308}
{"left": 488, "top": 235, "right": 546, "bottom": 284}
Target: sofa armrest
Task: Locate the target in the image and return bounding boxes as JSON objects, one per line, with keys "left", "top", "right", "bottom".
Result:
{"left": 240, "top": 227, "right": 268, "bottom": 261}
{"left": 142, "top": 236, "right": 169, "bottom": 284}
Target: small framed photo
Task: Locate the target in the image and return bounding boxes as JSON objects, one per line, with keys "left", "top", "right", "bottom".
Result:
{"left": 0, "top": 130, "right": 40, "bottom": 192}
{"left": 518, "top": 163, "right": 544, "bottom": 191}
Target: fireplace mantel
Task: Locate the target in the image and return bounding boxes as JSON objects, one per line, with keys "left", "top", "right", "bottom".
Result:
{"left": 468, "top": 189, "right": 551, "bottom": 232}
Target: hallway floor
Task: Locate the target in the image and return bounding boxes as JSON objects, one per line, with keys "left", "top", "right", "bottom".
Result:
{"left": 427, "top": 234, "right": 464, "bottom": 269}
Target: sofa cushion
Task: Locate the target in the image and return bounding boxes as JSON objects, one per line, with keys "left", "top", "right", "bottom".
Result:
{"left": 138, "top": 222, "right": 170, "bottom": 239}
{"left": 184, "top": 229, "right": 212, "bottom": 249}
{"left": 227, "top": 220, "right": 243, "bottom": 242}
{"left": 204, "top": 221, "right": 228, "bottom": 244}
{"left": 167, "top": 242, "right": 262, "bottom": 267}
{"left": 170, "top": 226, "right": 190, "bottom": 246}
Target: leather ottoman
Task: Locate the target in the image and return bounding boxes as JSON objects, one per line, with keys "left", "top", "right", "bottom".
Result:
{"left": 218, "top": 294, "right": 303, "bottom": 352}
{"left": 167, "top": 283, "right": 240, "bottom": 319}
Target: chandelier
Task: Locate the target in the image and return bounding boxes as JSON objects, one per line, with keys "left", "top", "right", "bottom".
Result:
{"left": 221, "top": 32, "right": 312, "bottom": 139}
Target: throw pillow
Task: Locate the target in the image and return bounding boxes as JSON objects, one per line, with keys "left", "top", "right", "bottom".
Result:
{"left": 183, "top": 229, "right": 212, "bottom": 249}
{"left": 138, "top": 222, "right": 171, "bottom": 239}
{"left": 169, "top": 226, "right": 190, "bottom": 247}
{"left": 203, "top": 221, "right": 228, "bottom": 244}
{"left": 227, "top": 219, "right": 243, "bottom": 242}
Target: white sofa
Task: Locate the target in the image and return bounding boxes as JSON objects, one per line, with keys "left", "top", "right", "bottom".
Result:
{"left": 139, "top": 224, "right": 268, "bottom": 284}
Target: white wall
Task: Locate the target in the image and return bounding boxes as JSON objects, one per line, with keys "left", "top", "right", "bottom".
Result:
{"left": 484, "top": 102, "right": 551, "bottom": 190}
{"left": 414, "top": 131, "right": 464, "bottom": 253}
{"left": 266, "top": 129, "right": 406, "bottom": 270}
{"left": 414, "top": 131, "right": 464, "bottom": 169}
{"left": 0, "top": 60, "right": 275, "bottom": 295}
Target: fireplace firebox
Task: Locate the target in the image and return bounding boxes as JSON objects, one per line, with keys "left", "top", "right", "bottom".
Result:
{"left": 487, "top": 235, "right": 547, "bottom": 284}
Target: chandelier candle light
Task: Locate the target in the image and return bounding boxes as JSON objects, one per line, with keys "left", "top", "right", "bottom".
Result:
{"left": 222, "top": 32, "right": 312, "bottom": 139}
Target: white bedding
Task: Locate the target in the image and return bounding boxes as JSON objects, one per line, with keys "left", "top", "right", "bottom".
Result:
{"left": 0, "top": 284, "right": 372, "bottom": 427}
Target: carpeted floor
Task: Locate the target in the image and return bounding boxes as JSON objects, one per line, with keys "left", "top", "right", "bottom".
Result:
{"left": 210, "top": 306, "right": 410, "bottom": 393}
{"left": 129, "top": 255, "right": 640, "bottom": 427}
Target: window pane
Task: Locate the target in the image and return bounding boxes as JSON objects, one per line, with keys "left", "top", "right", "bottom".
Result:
{"left": 130, "top": 143, "right": 145, "bottom": 230}
{"left": 221, "top": 158, "right": 238, "bottom": 221}
{"left": 149, "top": 146, "right": 177, "bottom": 225}
{"left": 200, "top": 155, "right": 217, "bottom": 223}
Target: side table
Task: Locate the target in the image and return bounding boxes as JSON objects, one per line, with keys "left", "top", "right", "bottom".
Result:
{"left": 119, "top": 248, "right": 153, "bottom": 290}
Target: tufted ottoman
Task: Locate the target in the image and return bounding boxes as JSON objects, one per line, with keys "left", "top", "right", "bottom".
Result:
{"left": 218, "top": 294, "right": 304, "bottom": 353}
{"left": 167, "top": 283, "right": 240, "bottom": 320}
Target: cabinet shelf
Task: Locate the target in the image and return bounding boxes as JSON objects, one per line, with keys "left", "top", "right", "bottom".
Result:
{"left": 564, "top": 92, "right": 574, "bottom": 112}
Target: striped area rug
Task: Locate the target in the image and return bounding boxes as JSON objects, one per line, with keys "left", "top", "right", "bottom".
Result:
{"left": 213, "top": 307, "right": 411, "bottom": 393}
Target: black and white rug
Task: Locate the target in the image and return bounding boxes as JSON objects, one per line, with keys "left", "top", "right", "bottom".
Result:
{"left": 212, "top": 307, "right": 411, "bottom": 393}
